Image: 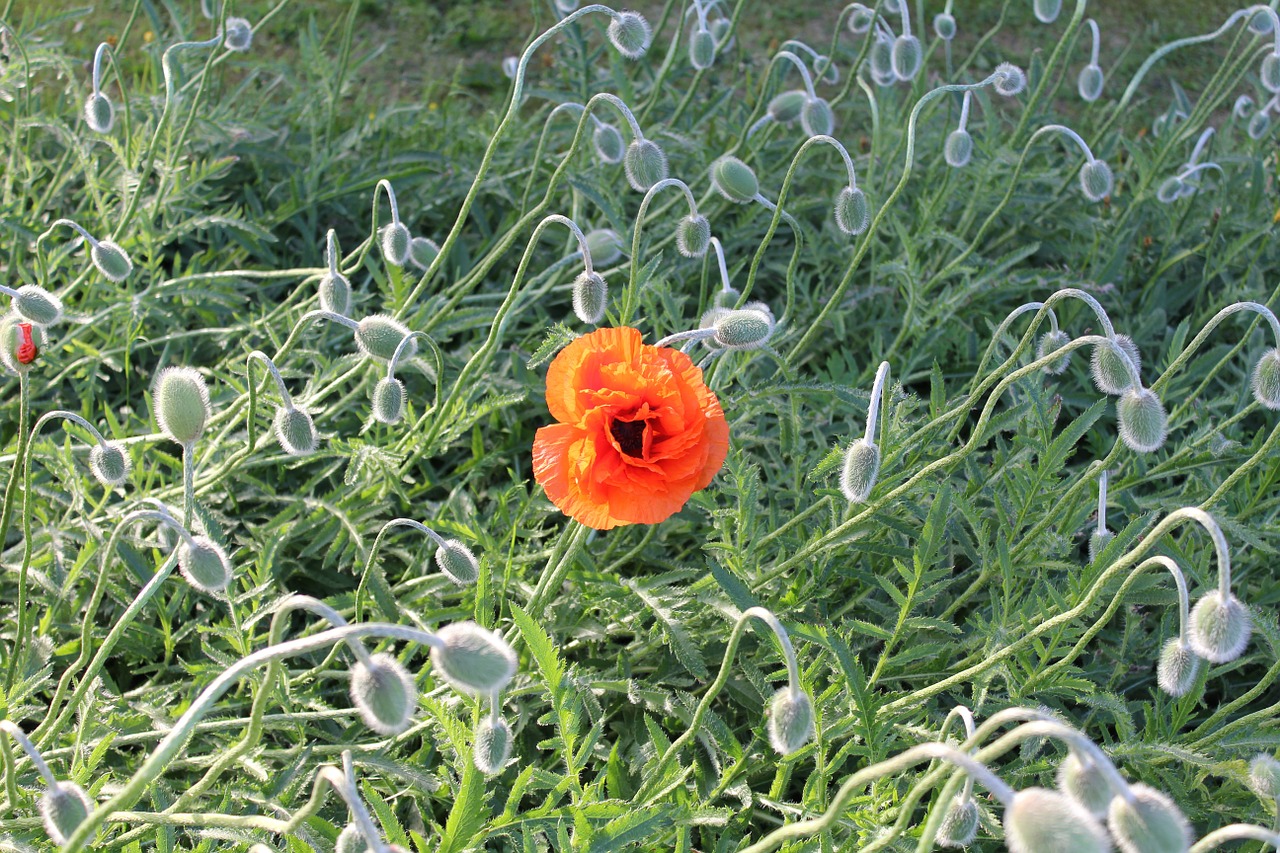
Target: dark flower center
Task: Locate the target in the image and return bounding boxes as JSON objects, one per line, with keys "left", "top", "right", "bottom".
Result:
{"left": 610, "top": 418, "right": 646, "bottom": 458}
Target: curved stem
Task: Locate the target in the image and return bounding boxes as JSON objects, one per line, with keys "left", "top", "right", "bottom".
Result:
{"left": 0, "top": 721, "right": 56, "bottom": 786}
{"left": 624, "top": 178, "right": 700, "bottom": 320}
{"left": 1191, "top": 824, "right": 1280, "bottom": 852}
{"left": 1148, "top": 555, "right": 1192, "bottom": 643}
{"left": 774, "top": 50, "right": 817, "bottom": 98}
{"left": 1187, "top": 127, "right": 1215, "bottom": 166}
{"left": 709, "top": 236, "right": 733, "bottom": 294}
{"left": 957, "top": 90, "right": 971, "bottom": 132}
{"left": 342, "top": 751, "right": 389, "bottom": 853}
{"left": 1039, "top": 122, "right": 1099, "bottom": 162}
{"left": 1087, "top": 18, "right": 1100, "bottom": 66}
{"left": 355, "top": 517, "right": 450, "bottom": 620}
{"left": 247, "top": 351, "right": 294, "bottom": 410}
{"left": 593, "top": 92, "right": 645, "bottom": 142}
{"left": 864, "top": 360, "right": 890, "bottom": 444}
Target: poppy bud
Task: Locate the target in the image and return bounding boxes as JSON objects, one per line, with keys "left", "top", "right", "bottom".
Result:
{"left": 1091, "top": 334, "right": 1142, "bottom": 395}
{"left": 993, "top": 63, "right": 1026, "bottom": 97}
{"left": 335, "top": 824, "right": 369, "bottom": 853}
{"left": 319, "top": 269, "right": 352, "bottom": 316}
{"left": 0, "top": 318, "right": 44, "bottom": 374}
{"left": 1078, "top": 64, "right": 1104, "bottom": 102}
{"left": 891, "top": 35, "right": 923, "bottom": 81}
{"left": 153, "top": 366, "right": 211, "bottom": 445}
{"left": 711, "top": 155, "right": 759, "bottom": 204}
{"left": 1252, "top": 349, "right": 1280, "bottom": 409}
{"left": 1088, "top": 528, "right": 1113, "bottom": 564}
{"left": 571, "top": 271, "right": 608, "bottom": 325}
{"left": 675, "top": 214, "right": 711, "bottom": 258}
{"left": 1249, "top": 754, "right": 1280, "bottom": 800}
{"left": 1080, "top": 159, "right": 1114, "bottom": 201}
{"left": 624, "top": 139, "right": 668, "bottom": 192}
{"left": 501, "top": 55, "right": 518, "bottom": 79}
{"left": 584, "top": 228, "right": 623, "bottom": 266}
{"left": 1263, "top": 53, "right": 1280, "bottom": 94}
{"left": 840, "top": 438, "right": 881, "bottom": 503}
{"left": 709, "top": 16, "right": 732, "bottom": 47}
{"left": 84, "top": 92, "right": 114, "bottom": 133}
{"left": 222, "top": 16, "right": 253, "bottom": 52}
{"left": 379, "top": 222, "right": 411, "bottom": 267}
{"left": 89, "top": 441, "right": 131, "bottom": 486}
{"left": 715, "top": 286, "right": 741, "bottom": 309}
{"left": 800, "top": 97, "right": 835, "bottom": 136}
{"left": 1248, "top": 110, "right": 1271, "bottom": 140}
{"left": 408, "top": 236, "right": 440, "bottom": 271}
{"left": 945, "top": 129, "right": 973, "bottom": 168}
{"left": 847, "top": 4, "right": 875, "bottom": 34}
{"left": 1188, "top": 590, "right": 1251, "bottom": 664}
{"left": 1004, "top": 787, "right": 1112, "bottom": 853}
{"left": 1056, "top": 751, "right": 1115, "bottom": 819}
{"left": 592, "top": 122, "right": 625, "bottom": 164}
{"left": 766, "top": 686, "right": 815, "bottom": 755}
{"left": 1117, "top": 387, "right": 1168, "bottom": 453}
{"left": 90, "top": 239, "right": 133, "bottom": 282}
{"left": 934, "top": 12, "right": 956, "bottom": 40}
{"left": 1235, "top": 95, "right": 1255, "bottom": 119}
{"left": 350, "top": 651, "right": 417, "bottom": 735}
{"left": 1252, "top": 9, "right": 1276, "bottom": 33}
{"left": 435, "top": 538, "right": 480, "bottom": 585}
{"left": 1108, "top": 784, "right": 1192, "bottom": 853}
{"left": 430, "top": 622, "right": 518, "bottom": 696}
{"left": 273, "top": 406, "right": 319, "bottom": 456}
{"left": 474, "top": 713, "right": 513, "bottom": 775}
{"left": 179, "top": 535, "right": 233, "bottom": 595}
{"left": 40, "top": 781, "right": 93, "bottom": 845}
{"left": 834, "top": 186, "right": 871, "bottom": 236}
{"left": 1157, "top": 637, "right": 1201, "bottom": 698}
{"left": 1156, "top": 176, "right": 1184, "bottom": 204}
{"left": 1036, "top": 329, "right": 1073, "bottom": 374}
{"left": 355, "top": 314, "right": 416, "bottom": 361}
{"left": 937, "top": 797, "right": 981, "bottom": 848}
{"left": 607, "top": 11, "right": 651, "bottom": 59}
{"left": 371, "top": 377, "right": 406, "bottom": 425}
{"left": 870, "top": 32, "right": 895, "bottom": 86}
{"left": 689, "top": 27, "right": 716, "bottom": 69}
{"left": 767, "top": 90, "right": 807, "bottom": 123}
{"left": 14, "top": 284, "right": 63, "bottom": 326}
{"left": 1034, "top": 0, "right": 1062, "bottom": 23}
{"left": 713, "top": 305, "right": 774, "bottom": 350}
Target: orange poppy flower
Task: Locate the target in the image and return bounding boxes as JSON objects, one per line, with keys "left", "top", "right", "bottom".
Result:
{"left": 533, "top": 327, "right": 729, "bottom": 530}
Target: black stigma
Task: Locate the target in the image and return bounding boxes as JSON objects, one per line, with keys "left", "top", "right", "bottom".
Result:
{"left": 610, "top": 419, "right": 646, "bottom": 457}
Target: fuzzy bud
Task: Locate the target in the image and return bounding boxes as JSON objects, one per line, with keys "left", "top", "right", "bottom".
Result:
{"left": 592, "top": 122, "right": 625, "bottom": 164}
{"left": 153, "top": 366, "right": 211, "bottom": 445}
{"left": 40, "top": 781, "right": 93, "bottom": 846}
{"left": 1188, "top": 590, "right": 1251, "bottom": 664}
{"left": 711, "top": 155, "right": 760, "bottom": 204}
{"left": 84, "top": 92, "right": 114, "bottom": 133}
{"left": 408, "top": 236, "right": 440, "bottom": 271}
{"left": 91, "top": 239, "right": 133, "bottom": 282}
{"left": 766, "top": 686, "right": 815, "bottom": 755}
{"left": 1157, "top": 637, "right": 1202, "bottom": 698}
{"left": 430, "top": 622, "right": 518, "bottom": 696}
{"left": 1108, "top": 784, "right": 1192, "bottom": 853}
{"left": 945, "top": 129, "right": 973, "bottom": 168}
{"left": 0, "top": 317, "right": 46, "bottom": 374}
{"left": 584, "top": 228, "right": 623, "bottom": 266}
{"left": 623, "top": 139, "right": 669, "bottom": 192}
{"left": 372, "top": 377, "right": 406, "bottom": 425}
{"left": 891, "top": 35, "right": 923, "bottom": 81}
{"left": 712, "top": 305, "right": 775, "bottom": 350}
{"left": 222, "top": 17, "right": 253, "bottom": 52}
{"left": 870, "top": 33, "right": 895, "bottom": 86}
{"left": 1091, "top": 334, "right": 1142, "bottom": 395}
{"left": 1057, "top": 751, "right": 1116, "bottom": 819}
{"left": 571, "top": 271, "right": 608, "bottom": 325}
{"left": 689, "top": 27, "right": 716, "bottom": 70}
{"left": 937, "top": 797, "right": 981, "bottom": 848}
{"left": 1251, "top": 349, "right": 1280, "bottom": 410}
{"left": 474, "top": 714, "right": 514, "bottom": 775}
{"left": 501, "top": 55, "right": 518, "bottom": 79}
{"left": 89, "top": 441, "right": 131, "bottom": 486}
{"left": 273, "top": 406, "right": 319, "bottom": 456}
{"left": 834, "top": 186, "right": 870, "bottom": 236}
{"left": 379, "top": 222, "right": 411, "bottom": 267}
{"left": 1080, "top": 159, "right": 1114, "bottom": 202}
{"left": 1252, "top": 10, "right": 1276, "bottom": 33}
{"left": 1116, "top": 387, "right": 1168, "bottom": 453}
{"left": 435, "top": 538, "right": 480, "bottom": 585}
{"left": 1249, "top": 754, "right": 1280, "bottom": 800}
{"left": 840, "top": 438, "right": 881, "bottom": 503}
{"left": 800, "top": 97, "right": 835, "bottom": 137}
{"left": 1005, "top": 787, "right": 1112, "bottom": 853}
{"left": 1088, "top": 528, "right": 1113, "bottom": 564}
{"left": 1034, "top": 0, "right": 1062, "bottom": 23}
{"left": 1156, "top": 176, "right": 1185, "bottom": 204}
{"left": 608, "top": 11, "right": 651, "bottom": 59}
{"left": 675, "top": 214, "right": 711, "bottom": 258}
{"left": 14, "top": 284, "right": 63, "bottom": 326}
{"left": 355, "top": 314, "right": 416, "bottom": 361}
{"left": 847, "top": 4, "right": 875, "bottom": 33}
{"left": 1078, "top": 64, "right": 1104, "bottom": 102}
{"left": 178, "top": 535, "right": 233, "bottom": 595}
{"left": 934, "top": 12, "right": 957, "bottom": 40}
{"left": 1037, "top": 329, "right": 1073, "bottom": 375}
{"left": 350, "top": 651, "right": 417, "bottom": 735}
{"left": 319, "top": 269, "right": 351, "bottom": 316}
{"left": 767, "top": 90, "right": 807, "bottom": 123}
{"left": 1248, "top": 110, "right": 1272, "bottom": 140}
{"left": 1263, "top": 52, "right": 1280, "bottom": 94}
{"left": 335, "top": 824, "right": 370, "bottom": 853}
{"left": 993, "top": 63, "right": 1026, "bottom": 97}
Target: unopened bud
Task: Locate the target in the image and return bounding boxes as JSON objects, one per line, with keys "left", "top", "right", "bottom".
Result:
{"left": 372, "top": 377, "right": 406, "bottom": 425}
{"left": 1078, "top": 64, "right": 1104, "bottom": 102}
{"left": 1107, "top": 783, "right": 1192, "bottom": 853}
{"left": 840, "top": 438, "right": 881, "bottom": 503}
{"left": 834, "top": 186, "right": 870, "bottom": 235}
{"left": 572, "top": 271, "right": 608, "bottom": 325}
{"left": 179, "top": 535, "right": 233, "bottom": 595}
{"left": 800, "top": 96, "right": 835, "bottom": 136}
{"left": 355, "top": 314, "right": 416, "bottom": 361}
{"left": 1262, "top": 52, "right": 1280, "bottom": 94}
{"left": 273, "top": 406, "right": 319, "bottom": 456}
{"left": 937, "top": 797, "right": 981, "bottom": 848}
{"left": 847, "top": 4, "right": 875, "bottom": 34}
{"left": 319, "top": 269, "right": 351, "bottom": 316}
{"left": 14, "top": 284, "right": 63, "bottom": 325}
{"left": 1034, "top": 0, "right": 1062, "bottom": 23}
{"left": 379, "top": 222, "right": 411, "bottom": 266}
{"left": 1156, "top": 176, "right": 1184, "bottom": 204}
{"left": 993, "top": 63, "right": 1026, "bottom": 97}
{"left": 153, "top": 366, "right": 211, "bottom": 445}
{"left": 1188, "top": 590, "right": 1251, "bottom": 664}
{"left": 350, "top": 651, "right": 417, "bottom": 735}
{"left": 934, "top": 12, "right": 957, "bottom": 41}
{"left": 891, "top": 35, "right": 923, "bottom": 81}
{"left": 1090, "top": 334, "right": 1142, "bottom": 395}
{"left": 1157, "top": 637, "right": 1202, "bottom": 698}
{"left": 689, "top": 27, "right": 716, "bottom": 70}
{"left": 501, "top": 56, "right": 518, "bottom": 79}
{"left": 91, "top": 239, "right": 133, "bottom": 282}
{"left": 436, "top": 538, "right": 480, "bottom": 585}
{"left": 675, "top": 214, "right": 711, "bottom": 258}
{"left": 335, "top": 823, "right": 370, "bottom": 853}
{"left": 870, "top": 33, "right": 895, "bottom": 86}
{"left": 430, "top": 622, "right": 518, "bottom": 695}
{"left": 1252, "top": 9, "right": 1276, "bottom": 33}
{"left": 1005, "top": 787, "right": 1112, "bottom": 853}
{"left": 1057, "top": 751, "right": 1115, "bottom": 819}
{"left": 474, "top": 713, "right": 513, "bottom": 775}
{"left": 1088, "top": 528, "right": 1113, "bottom": 563}
{"left": 0, "top": 317, "right": 45, "bottom": 373}
{"left": 945, "top": 129, "right": 973, "bottom": 168}
{"left": 766, "top": 686, "right": 815, "bottom": 755}
{"left": 1037, "top": 329, "right": 1073, "bottom": 375}
{"left": 713, "top": 305, "right": 774, "bottom": 350}
{"left": 40, "top": 781, "right": 93, "bottom": 845}
{"left": 767, "top": 90, "right": 807, "bottom": 123}
{"left": 1251, "top": 348, "right": 1280, "bottom": 410}
{"left": 84, "top": 92, "right": 114, "bottom": 133}
{"left": 1080, "top": 159, "right": 1114, "bottom": 202}
{"left": 584, "top": 228, "right": 623, "bottom": 266}
{"left": 222, "top": 16, "right": 253, "bottom": 52}
{"left": 592, "top": 122, "right": 625, "bottom": 164}
{"left": 1248, "top": 110, "right": 1272, "bottom": 140}
{"left": 89, "top": 441, "right": 131, "bottom": 486}
{"left": 711, "top": 155, "right": 759, "bottom": 204}
{"left": 607, "top": 11, "right": 651, "bottom": 59}
{"left": 409, "top": 236, "right": 440, "bottom": 271}
{"left": 623, "top": 139, "right": 669, "bottom": 192}
{"left": 1116, "top": 387, "right": 1168, "bottom": 453}
{"left": 1249, "top": 754, "right": 1280, "bottom": 801}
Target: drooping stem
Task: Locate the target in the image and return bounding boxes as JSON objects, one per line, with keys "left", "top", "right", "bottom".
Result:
{"left": 1096, "top": 468, "right": 1109, "bottom": 534}
{"left": 0, "top": 720, "right": 56, "bottom": 787}
{"left": 957, "top": 90, "right": 971, "bottom": 132}
{"left": 355, "top": 518, "right": 452, "bottom": 620}
{"left": 864, "top": 360, "right": 890, "bottom": 445}
{"left": 1087, "top": 17, "right": 1100, "bottom": 66}
{"left": 774, "top": 50, "right": 817, "bottom": 98}
{"left": 1190, "top": 824, "right": 1280, "bottom": 852}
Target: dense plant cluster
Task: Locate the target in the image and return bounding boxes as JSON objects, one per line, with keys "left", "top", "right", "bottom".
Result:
{"left": 1, "top": 0, "right": 1279, "bottom": 850}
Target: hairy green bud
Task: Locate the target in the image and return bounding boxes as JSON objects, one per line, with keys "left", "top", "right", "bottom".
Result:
{"left": 945, "top": 129, "right": 973, "bottom": 168}
{"left": 608, "top": 11, "right": 651, "bottom": 59}
{"left": 712, "top": 304, "right": 775, "bottom": 350}
{"left": 371, "top": 377, "right": 406, "bottom": 425}
{"left": 766, "top": 686, "right": 815, "bottom": 755}
{"left": 993, "top": 63, "right": 1027, "bottom": 97}
{"left": 1251, "top": 348, "right": 1280, "bottom": 410}
{"left": 409, "top": 236, "right": 440, "bottom": 271}
{"left": 800, "top": 96, "right": 835, "bottom": 137}
{"left": 1034, "top": 0, "right": 1062, "bottom": 23}
{"left": 592, "top": 122, "right": 625, "bottom": 164}
{"left": 379, "top": 222, "right": 411, "bottom": 267}
{"left": 675, "top": 214, "right": 711, "bottom": 258}
{"left": 89, "top": 441, "right": 131, "bottom": 486}
{"left": 474, "top": 714, "right": 514, "bottom": 775}
{"left": 572, "top": 271, "right": 608, "bottom": 325}
{"left": 1248, "top": 754, "right": 1280, "bottom": 801}
{"left": 689, "top": 27, "right": 716, "bottom": 70}
{"left": 319, "top": 269, "right": 352, "bottom": 316}
{"left": 1090, "top": 334, "right": 1142, "bottom": 395}
{"left": 40, "top": 781, "right": 93, "bottom": 846}
{"left": 711, "top": 155, "right": 760, "bottom": 204}
{"left": 356, "top": 314, "right": 416, "bottom": 361}
{"left": 91, "top": 239, "right": 134, "bottom": 282}
{"left": 584, "top": 228, "right": 623, "bottom": 266}
{"left": 1108, "top": 784, "right": 1192, "bottom": 853}
{"left": 1156, "top": 637, "right": 1202, "bottom": 698}
{"left": 1080, "top": 159, "right": 1114, "bottom": 202}
{"left": 840, "top": 438, "right": 880, "bottom": 503}
{"left": 1078, "top": 64, "right": 1104, "bottom": 102}
{"left": 767, "top": 90, "right": 807, "bottom": 124}
{"left": 431, "top": 622, "right": 518, "bottom": 696}
{"left": 350, "top": 651, "right": 417, "bottom": 735}
{"left": 1057, "top": 751, "right": 1116, "bottom": 819}
{"left": 178, "top": 535, "right": 233, "bottom": 595}
{"left": 834, "top": 186, "right": 870, "bottom": 236}
{"left": 937, "top": 797, "right": 980, "bottom": 848}
{"left": 436, "top": 538, "right": 480, "bottom": 586}
{"left": 1005, "top": 787, "right": 1112, "bottom": 853}
{"left": 153, "top": 366, "right": 211, "bottom": 445}
{"left": 84, "top": 92, "right": 114, "bottom": 133}
{"left": 1037, "top": 329, "right": 1073, "bottom": 375}
{"left": 14, "top": 284, "right": 63, "bottom": 326}
{"left": 1116, "top": 387, "right": 1168, "bottom": 453}
{"left": 1188, "top": 591, "right": 1251, "bottom": 664}
{"left": 624, "top": 139, "right": 669, "bottom": 192}
{"left": 934, "top": 12, "right": 957, "bottom": 40}
{"left": 222, "top": 16, "right": 253, "bottom": 52}
{"left": 891, "top": 35, "right": 923, "bottom": 81}
{"left": 273, "top": 406, "right": 319, "bottom": 456}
